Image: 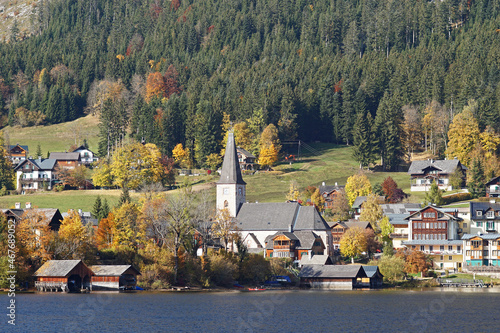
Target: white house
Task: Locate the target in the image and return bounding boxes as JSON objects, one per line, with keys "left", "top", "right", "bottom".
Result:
{"left": 72, "top": 146, "right": 98, "bottom": 165}
{"left": 14, "top": 158, "right": 57, "bottom": 192}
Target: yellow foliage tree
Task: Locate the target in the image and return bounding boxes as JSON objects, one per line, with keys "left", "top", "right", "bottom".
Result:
{"left": 345, "top": 173, "right": 372, "bottom": 207}
{"left": 445, "top": 100, "right": 480, "bottom": 166}
{"left": 286, "top": 181, "right": 300, "bottom": 201}
{"left": 339, "top": 226, "right": 367, "bottom": 264}
{"left": 95, "top": 213, "right": 116, "bottom": 249}
{"left": 172, "top": 143, "right": 191, "bottom": 168}
{"left": 111, "top": 142, "right": 163, "bottom": 190}
{"left": 92, "top": 160, "right": 113, "bottom": 188}
{"left": 258, "top": 143, "right": 278, "bottom": 170}
{"left": 16, "top": 209, "right": 52, "bottom": 262}
{"left": 259, "top": 123, "right": 281, "bottom": 153}
{"left": 59, "top": 210, "right": 87, "bottom": 242}
{"left": 112, "top": 202, "right": 143, "bottom": 250}
{"left": 359, "top": 193, "right": 384, "bottom": 230}
{"left": 310, "top": 188, "right": 325, "bottom": 212}
{"left": 479, "top": 126, "right": 500, "bottom": 159}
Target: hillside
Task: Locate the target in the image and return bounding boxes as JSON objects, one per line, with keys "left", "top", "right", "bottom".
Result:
{"left": 1, "top": 0, "right": 500, "bottom": 173}
{"left": 0, "top": 141, "right": 422, "bottom": 212}
{"left": 0, "top": 0, "right": 39, "bottom": 42}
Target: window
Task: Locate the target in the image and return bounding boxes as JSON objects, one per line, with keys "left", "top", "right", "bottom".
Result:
{"left": 420, "top": 246, "right": 425, "bottom": 251}
{"left": 476, "top": 210, "right": 483, "bottom": 216}
{"left": 466, "top": 250, "right": 470, "bottom": 256}
{"left": 438, "top": 222, "right": 441, "bottom": 229}
{"left": 457, "top": 246, "right": 461, "bottom": 252}
{"left": 493, "top": 250, "right": 498, "bottom": 256}
{"left": 418, "top": 223, "right": 422, "bottom": 229}
{"left": 429, "top": 246, "right": 434, "bottom": 251}
{"left": 434, "top": 223, "right": 438, "bottom": 229}
{"left": 448, "top": 246, "right": 453, "bottom": 251}
{"left": 487, "top": 222, "right": 495, "bottom": 230}
{"left": 487, "top": 211, "right": 494, "bottom": 218}
{"left": 440, "top": 256, "right": 444, "bottom": 260}
{"left": 477, "top": 222, "right": 483, "bottom": 227}
{"left": 426, "top": 223, "right": 429, "bottom": 229}
{"left": 223, "top": 188, "right": 229, "bottom": 195}
{"left": 440, "top": 246, "right": 444, "bottom": 251}
{"left": 483, "top": 250, "right": 489, "bottom": 257}
{"left": 449, "top": 256, "right": 453, "bottom": 261}
{"left": 463, "top": 223, "right": 467, "bottom": 228}
{"left": 423, "top": 212, "right": 436, "bottom": 218}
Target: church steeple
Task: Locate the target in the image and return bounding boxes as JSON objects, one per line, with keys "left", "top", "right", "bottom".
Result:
{"left": 217, "top": 132, "right": 246, "bottom": 185}
{"left": 216, "top": 132, "right": 246, "bottom": 217}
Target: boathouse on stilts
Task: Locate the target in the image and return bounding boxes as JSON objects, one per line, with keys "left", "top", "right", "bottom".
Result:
{"left": 34, "top": 260, "right": 94, "bottom": 293}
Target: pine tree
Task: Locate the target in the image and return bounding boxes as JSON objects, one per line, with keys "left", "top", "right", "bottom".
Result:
{"left": 424, "top": 181, "right": 444, "bottom": 206}
{"left": 468, "top": 157, "right": 486, "bottom": 198}
{"left": 92, "top": 196, "right": 103, "bottom": 221}
{"left": 352, "top": 111, "right": 375, "bottom": 169}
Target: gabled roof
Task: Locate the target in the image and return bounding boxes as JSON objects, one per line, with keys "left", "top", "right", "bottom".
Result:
{"left": 72, "top": 146, "right": 95, "bottom": 153}
{"left": 89, "top": 265, "right": 141, "bottom": 276}
{"left": 236, "top": 202, "right": 330, "bottom": 232}
{"left": 14, "top": 158, "right": 57, "bottom": 171}
{"left": 380, "top": 203, "right": 421, "bottom": 215}
{"left": 408, "top": 159, "right": 466, "bottom": 175}
{"left": 299, "top": 265, "right": 367, "bottom": 279}
{"left": 352, "top": 196, "right": 385, "bottom": 209}
{"left": 217, "top": 132, "right": 245, "bottom": 185}
{"left": 236, "top": 147, "right": 255, "bottom": 159}
{"left": 386, "top": 213, "right": 409, "bottom": 226}
{"left": 319, "top": 184, "right": 344, "bottom": 195}
{"left": 486, "top": 176, "right": 500, "bottom": 186}
{"left": 405, "top": 205, "right": 461, "bottom": 221}
{"left": 299, "top": 255, "right": 333, "bottom": 266}
{"left": 9, "top": 144, "right": 29, "bottom": 152}
{"left": 49, "top": 152, "right": 81, "bottom": 161}
{"left": 362, "top": 266, "right": 384, "bottom": 278}
{"left": 344, "top": 220, "right": 372, "bottom": 230}
{"left": 34, "top": 260, "right": 89, "bottom": 277}
{"left": 243, "top": 232, "right": 262, "bottom": 248}
{"left": 294, "top": 230, "right": 323, "bottom": 249}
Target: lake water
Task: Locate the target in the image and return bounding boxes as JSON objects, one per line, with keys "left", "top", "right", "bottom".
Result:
{"left": 1, "top": 289, "right": 499, "bottom": 332}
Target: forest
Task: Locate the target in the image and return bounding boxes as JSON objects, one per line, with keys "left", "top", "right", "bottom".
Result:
{"left": 1, "top": 0, "right": 500, "bottom": 170}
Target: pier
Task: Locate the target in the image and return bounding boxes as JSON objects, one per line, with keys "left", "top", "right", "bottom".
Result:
{"left": 437, "top": 278, "right": 490, "bottom": 288}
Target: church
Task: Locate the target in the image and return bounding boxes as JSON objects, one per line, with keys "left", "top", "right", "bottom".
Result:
{"left": 217, "top": 132, "right": 333, "bottom": 259}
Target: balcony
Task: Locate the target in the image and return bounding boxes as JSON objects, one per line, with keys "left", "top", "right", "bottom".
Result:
{"left": 20, "top": 178, "right": 52, "bottom": 183}
{"left": 389, "top": 233, "right": 408, "bottom": 239}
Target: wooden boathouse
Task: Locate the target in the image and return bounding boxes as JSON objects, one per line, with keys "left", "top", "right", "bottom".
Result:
{"left": 34, "top": 260, "right": 94, "bottom": 292}
{"left": 299, "top": 265, "right": 367, "bottom": 290}
{"left": 90, "top": 265, "right": 141, "bottom": 291}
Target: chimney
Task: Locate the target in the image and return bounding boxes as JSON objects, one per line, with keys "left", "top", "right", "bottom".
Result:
{"left": 322, "top": 182, "right": 325, "bottom": 186}
{"left": 288, "top": 224, "right": 293, "bottom": 233}
{"left": 490, "top": 199, "right": 496, "bottom": 204}
{"left": 308, "top": 250, "right": 312, "bottom": 259}
{"left": 25, "top": 202, "right": 31, "bottom": 209}
{"left": 15, "top": 202, "right": 20, "bottom": 209}
{"left": 78, "top": 209, "right": 83, "bottom": 215}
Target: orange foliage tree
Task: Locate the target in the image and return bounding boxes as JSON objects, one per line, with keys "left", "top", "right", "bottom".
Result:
{"left": 95, "top": 213, "right": 116, "bottom": 250}
{"left": 145, "top": 72, "right": 166, "bottom": 102}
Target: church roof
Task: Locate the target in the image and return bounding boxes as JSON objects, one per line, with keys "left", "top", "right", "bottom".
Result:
{"left": 217, "top": 132, "right": 245, "bottom": 185}
{"left": 235, "top": 202, "right": 330, "bottom": 231}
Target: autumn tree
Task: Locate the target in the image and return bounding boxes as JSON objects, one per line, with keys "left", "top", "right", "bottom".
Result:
{"left": 205, "top": 153, "right": 222, "bottom": 171}
{"left": 145, "top": 72, "right": 166, "bottom": 102}
{"left": 373, "top": 255, "right": 405, "bottom": 282}
{"left": 359, "top": 193, "right": 384, "bottom": 230}
{"left": 172, "top": 143, "right": 191, "bottom": 168}
{"left": 212, "top": 208, "right": 236, "bottom": 252}
{"left": 345, "top": 173, "right": 372, "bottom": 207}
{"left": 340, "top": 226, "right": 367, "bottom": 263}
{"left": 0, "top": 132, "right": 14, "bottom": 191}
{"left": 364, "top": 228, "right": 382, "bottom": 258}
{"left": 259, "top": 143, "right": 278, "bottom": 170}
{"left": 112, "top": 202, "right": 143, "bottom": 251}
{"left": 111, "top": 142, "right": 163, "bottom": 191}
{"left": 402, "top": 105, "right": 422, "bottom": 161}
{"left": 95, "top": 213, "right": 115, "bottom": 249}
{"left": 259, "top": 124, "right": 281, "bottom": 154}
{"left": 379, "top": 216, "right": 395, "bottom": 254}
{"left": 160, "top": 155, "right": 176, "bottom": 187}
{"left": 381, "top": 177, "right": 406, "bottom": 203}
{"left": 54, "top": 210, "right": 92, "bottom": 259}
{"left": 92, "top": 160, "right": 113, "bottom": 188}
{"left": 325, "top": 189, "right": 351, "bottom": 221}
{"left": 310, "top": 188, "right": 325, "bottom": 212}
{"left": 286, "top": 181, "right": 300, "bottom": 201}
{"left": 396, "top": 248, "right": 432, "bottom": 276}
{"left": 446, "top": 100, "right": 480, "bottom": 166}
{"left": 16, "top": 209, "right": 52, "bottom": 267}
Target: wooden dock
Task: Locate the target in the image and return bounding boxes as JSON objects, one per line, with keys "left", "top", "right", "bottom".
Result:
{"left": 437, "top": 278, "right": 489, "bottom": 288}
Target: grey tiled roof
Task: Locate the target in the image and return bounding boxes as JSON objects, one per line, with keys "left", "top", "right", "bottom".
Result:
{"left": 380, "top": 203, "right": 421, "bottom": 215}
{"left": 386, "top": 213, "right": 409, "bottom": 226}
{"left": 352, "top": 196, "right": 385, "bottom": 209}
{"left": 344, "top": 220, "right": 371, "bottom": 229}
{"left": 294, "top": 230, "right": 322, "bottom": 249}
{"left": 299, "top": 265, "right": 367, "bottom": 278}
{"left": 15, "top": 158, "right": 57, "bottom": 171}
{"left": 406, "top": 205, "right": 461, "bottom": 221}
{"left": 462, "top": 233, "right": 500, "bottom": 240}
{"left": 90, "top": 265, "right": 140, "bottom": 276}
{"left": 34, "top": 260, "right": 85, "bottom": 277}
{"left": 486, "top": 176, "right": 500, "bottom": 186}
{"left": 407, "top": 159, "right": 466, "bottom": 175}
{"left": 236, "top": 147, "right": 255, "bottom": 159}
{"left": 299, "top": 255, "right": 333, "bottom": 266}
{"left": 402, "top": 240, "right": 463, "bottom": 245}
{"left": 470, "top": 202, "right": 500, "bottom": 220}
{"left": 319, "top": 185, "right": 344, "bottom": 195}
{"left": 236, "top": 202, "right": 330, "bottom": 231}
{"left": 49, "top": 152, "right": 81, "bottom": 161}
{"left": 362, "top": 266, "right": 383, "bottom": 278}
{"left": 9, "top": 144, "right": 29, "bottom": 151}
{"left": 217, "top": 132, "right": 245, "bottom": 185}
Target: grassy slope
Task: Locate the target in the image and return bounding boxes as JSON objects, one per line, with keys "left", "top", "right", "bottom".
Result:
{"left": 0, "top": 118, "right": 433, "bottom": 211}
{"left": 3, "top": 114, "right": 100, "bottom": 155}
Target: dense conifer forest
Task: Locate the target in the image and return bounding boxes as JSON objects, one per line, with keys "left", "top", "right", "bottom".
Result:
{"left": 1, "top": 0, "right": 500, "bottom": 170}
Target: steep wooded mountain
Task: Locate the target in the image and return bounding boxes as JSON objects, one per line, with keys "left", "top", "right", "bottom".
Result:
{"left": 1, "top": 0, "right": 500, "bottom": 169}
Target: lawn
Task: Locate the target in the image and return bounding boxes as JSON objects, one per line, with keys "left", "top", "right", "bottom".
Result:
{"left": 3, "top": 114, "right": 101, "bottom": 155}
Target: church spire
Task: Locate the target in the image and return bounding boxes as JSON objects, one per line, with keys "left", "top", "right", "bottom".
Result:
{"left": 217, "top": 132, "right": 246, "bottom": 185}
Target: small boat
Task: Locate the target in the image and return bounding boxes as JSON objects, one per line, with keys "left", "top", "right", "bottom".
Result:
{"left": 247, "top": 287, "right": 266, "bottom": 291}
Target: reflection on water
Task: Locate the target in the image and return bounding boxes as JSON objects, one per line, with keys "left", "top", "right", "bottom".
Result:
{"left": 2, "top": 289, "right": 500, "bottom": 332}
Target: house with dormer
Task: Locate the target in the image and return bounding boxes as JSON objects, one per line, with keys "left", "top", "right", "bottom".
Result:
{"left": 14, "top": 158, "right": 57, "bottom": 192}
{"left": 216, "top": 132, "right": 333, "bottom": 256}
{"left": 264, "top": 230, "right": 325, "bottom": 260}
{"left": 8, "top": 144, "right": 29, "bottom": 166}
{"left": 72, "top": 146, "right": 98, "bottom": 165}
{"left": 319, "top": 182, "right": 345, "bottom": 210}
{"left": 469, "top": 201, "right": 500, "bottom": 234}
{"left": 408, "top": 158, "right": 467, "bottom": 192}
{"left": 236, "top": 147, "right": 256, "bottom": 170}
{"left": 486, "top": 176, "right": 500, "bottom": 198}
{"left": 49, "top": 152, "right": 81, "bottom": 170}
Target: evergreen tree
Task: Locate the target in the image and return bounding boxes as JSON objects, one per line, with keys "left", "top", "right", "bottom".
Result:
{"left": 468, "top": 157, "right": 486, "bottom": 198}
{"left": 424, "top": 181, "right": 444, "bottom": 206}
{"left": 352, "top": 111, "right": 375, "bottom": 169}
{"left": 92, "top": 196, "right": 103, "bottom": 221}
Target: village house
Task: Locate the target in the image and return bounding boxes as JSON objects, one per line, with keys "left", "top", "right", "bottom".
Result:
{"left": 236, "top": 147, "right": 256, "bottom": 170}
{"left": 403, "top": 240, "right": 463, "bottom": 270}
{"left": 34, "top": 260, "right": 94, "bottom": 292}
{"left": 8, "top": 144, "right": 29, "bottom": 166}
{"left": 2, "top": 206, "right": 63, "bottom": 231}
{"left": 89, "top": 265, "right": 141, "bottom": 291}
{"left": 49, "top": 152, "right": 81, "bottom": 170}
{"left": 264, "top": 230, "right": 326, "bottom": 261}
{"left": 361, "top": 266, "right": 384, "bottom": 288}
{"left": 406, "top": 206, "right": 461, "bottom": 242}
{"left": 381, "top": 203, "right": 421, "bottom": 248}
{"left": 217, "top": 132, "right": 333, "bottom": 255}
{"left": 407, "top": 158, "right": 467, "bottom": 192}
{"left": 469, "top": 201, "right": 500, "bottom": 234}
{"left": 329, "top": 220, "right": 372, "bottom": 250}
{"left": 352, "top": 195, "right": 385, "bottom": 219}
{"left": 462, "top": 233, "right": 500, "bottom": 267}
{"left": 299, "top": 265, "right": 367, "bottom": 290}
{"left": 14, "top": 158, "right": 57, "bottom": 192}
{"left": 72, "top": 145, "right": 98, "bottom": 165}
{"left": 318, "top": 182, "right": 345, "bottom": 210}
{"left": 486, "top": 176, "right": 500, "bottom": 198}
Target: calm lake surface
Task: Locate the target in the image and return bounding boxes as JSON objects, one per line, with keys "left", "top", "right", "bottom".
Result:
{"left": 1, "top": 289, "right": 499, "bottom": 332}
